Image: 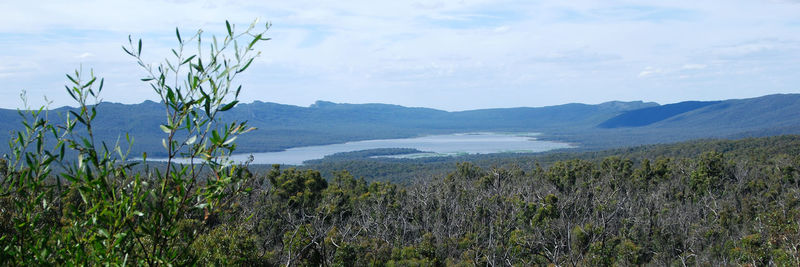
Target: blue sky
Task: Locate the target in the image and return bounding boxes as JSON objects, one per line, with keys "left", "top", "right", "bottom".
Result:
{"left": 1, "top": 0, "right": 799, "bottom": 111}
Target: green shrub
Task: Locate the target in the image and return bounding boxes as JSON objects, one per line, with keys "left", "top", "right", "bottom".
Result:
{"left": 0, "top": 20, "right": 269, "bottom": 265}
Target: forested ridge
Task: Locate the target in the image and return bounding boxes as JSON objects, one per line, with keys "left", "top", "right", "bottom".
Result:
{"left": 296, "top": 135, "right": 800, "bottom": 183}
{"left": 189, "top": 136, "right": 800, "bottom": 265}
{"left": 3, "top": 93, "right": 800, "bottom": 157}
{"left": 5, "top": 134, "right": 800, "bottom": 265}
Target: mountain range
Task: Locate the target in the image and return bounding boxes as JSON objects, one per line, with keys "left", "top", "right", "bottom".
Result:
{"left": 1, "top": 93, "right": 799, "bottom": 157}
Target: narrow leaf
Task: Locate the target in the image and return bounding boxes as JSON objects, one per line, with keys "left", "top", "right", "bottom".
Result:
{"left": 159, "top": 124, "right": 172, "bottom": 134}
{"left": 237, "top": 58, "right": 254, "bottom": 73}
{"left": 223, "top": 136, "right": 237, "bottom": 146}
{"left": 185, "top": 135, "right": 197, "bottom": 145}
{"left": 66, "top": 74, "right": 78, "bottom": 85}
{"left": 122, "top": 45, "right": 133, "bottom": 56}
{"left": 248, "top": 34, "right": 262, "bottom": 49}
{"left": 182, "top": 55, "right": 196, "bottom": 65}
{"left": 218, "top": 100, "right": 238, "bottom": 111}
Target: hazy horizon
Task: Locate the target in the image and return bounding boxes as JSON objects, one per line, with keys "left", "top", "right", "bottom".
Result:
{"left": 4, "top": 92, "right": 797, "bottom": 113}
{"left": 2, "top": 0, "right": 799, "bottom": 111}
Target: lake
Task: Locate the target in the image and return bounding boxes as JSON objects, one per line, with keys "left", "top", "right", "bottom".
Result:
{"left": 223, "top": 132, "right": 572, "bottom": 165}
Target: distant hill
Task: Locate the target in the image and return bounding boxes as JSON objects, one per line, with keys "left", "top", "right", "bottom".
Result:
{"left": 1, "top": 94, "right": 800, "bottom": 157}
{"left": 651, "top": 94, "right": 800, "bottom": 131}
{"left": 564, "top": 94, "right": 800, "bottom": 148}
{"left": 598, "top": 94, "right": 800, "bottom": 130}
{"left": 597, "top": 101, "right": 721, "bottom": 128}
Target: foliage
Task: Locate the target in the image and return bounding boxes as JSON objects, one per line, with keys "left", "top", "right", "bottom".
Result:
{"left": 1, "top": 20, "right": 269, "bottom": 265}
{"left": 218, "top": 137, "right": 800, "bottom": 265}
{"left": 295, "top": 134, "right": 800, "bottom": 183}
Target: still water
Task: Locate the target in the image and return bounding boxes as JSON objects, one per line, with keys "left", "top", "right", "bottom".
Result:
{"left": 224, "top": 132, "right": 572, "bottom": 165}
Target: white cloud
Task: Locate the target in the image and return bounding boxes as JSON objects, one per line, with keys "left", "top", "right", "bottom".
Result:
{"left": 715, "top": 42, "right": 777, "bottom": 57}
{"left": 682, "top": 64, "right": 707, "bottom": 70}
{"left": 638, "top": 67, "right": 663, "bottom": 78}
{"left": 0, "top": 61, "right": 39, "bottom": 78}
{"left": 1, "top": 0, "right": 799, "bottom": 110}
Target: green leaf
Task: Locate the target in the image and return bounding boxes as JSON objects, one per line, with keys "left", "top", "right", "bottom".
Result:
{"left": 176, "top": 27, "right": 182, "bottom": 43}
{"left": 182, "top": 55, "right": 197, "bottom": 65}
{"left": 70, "top": 111, "right": 86, "bottom": 125}
{"left": 211, "top": 130, "right": 220, "bottom": 143}
{"left": 191, "top": 75, "right": 200, "bottom": 89}
{"left": 82, "top": 77, "right": 96, "bottom": 89}
{"left": 226, "top": 20, "right": 233, "bottom": 37}
{"left": 66, "top": 74, "right": 78, "bottom": 85}
{"left": 218, "top": 100, "right": 238, "bottom": 111}
{"left": 249, "top": 34, "right": 262, "bottom": 49}
{"left": 122, "top": 45, "right": 134, "bottom": 56}
{"left": 204, "top": 98, "right": 211, "bottom": 117}
{"left": 222, "top": 136, "right": 237, "bottom": 146}
{"left": 185, "top": 135, "right": 197, "bottom": 145}
{"left": 237, "top": 58, "right": 254, "bottom": 73}
{"left": 166, "top": 88, "right": 176, "bottom": 105}
{"left": 98, "top": 229, "right": 109, "bottom": 238}
{"left": 159, "top": 124, "right": 172, "bottom": 134}
{"left": 39, "top": 248, "right": 49, "bottom": 260}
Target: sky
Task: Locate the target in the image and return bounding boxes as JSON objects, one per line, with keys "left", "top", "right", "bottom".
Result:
{"left": 1, "top": 0, "right": 799, "bottom": 111}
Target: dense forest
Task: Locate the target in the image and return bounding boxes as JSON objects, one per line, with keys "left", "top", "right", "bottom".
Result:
{"left": 227, "top": 141, "right": 800, "bottom": 265}
{"left": 4, "top": 134, "right": 800, "bottom": 265}
{"left": 3, "top": 21, "right": 800, "bottom": 266}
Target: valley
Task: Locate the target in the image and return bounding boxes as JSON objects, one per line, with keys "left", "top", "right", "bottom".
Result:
{"left": 2, "top": 94, "right": 799, "bottom": 160}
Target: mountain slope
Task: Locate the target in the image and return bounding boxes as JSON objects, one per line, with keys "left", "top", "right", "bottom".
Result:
{"left": 597, "top": 101, "right": 721, "bottom": 128}
{"left": 557, "top": 94, "right": 800, "bottom": 148}
{"left": 1, "top": 94, "right": 799, "bottom": 157}
{"left": 0, "top": 99, "right": 653, "bottom": 156}
{"left": 654, "top": 94, "right": 800, "bottom": 131}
